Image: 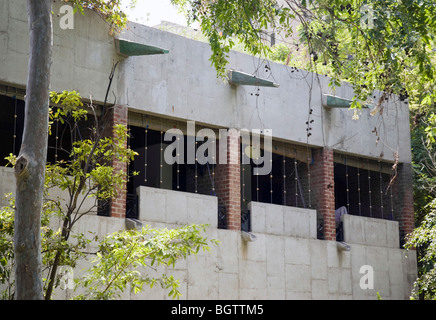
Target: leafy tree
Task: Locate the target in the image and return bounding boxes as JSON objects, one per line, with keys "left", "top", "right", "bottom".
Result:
{"left": 1, "top": 198, "right": 216, "bottom": 300}
{"left": 66, "top": 0, "right": 131, "bottom": 35}
{"left": 405, "top": 198, "right": 436, "bottom": 300}
{"left": 1, "top": 90, "right": 217, "bottom": 300}
{"left": 269, "top": 43, "right": 292, "bottom": 63}
{"left": 75, "top": 224, "right": 217, "bottom": 300}
{"left": 1, "top": 197, "right": 216, "bottom": 300}
{"left": 405, "top": 112, "right": 436, "bottom": 299}
{"left": 171, "top": 0, "right": 436, "bottom": 111}
{"left": 0, "top": 190, "right": 87, "bottom": 300}
{"left": 0, "top": 195, "right": 15, "bottom": 300}
{"left": 14, "top": 0, "right": 436, "bottom": 299}
{"left": 44, "top": 90, "right": 138, "bottom": 300}
{"left": 15, "top": 0, "right": 135, "bottom": 299}
{"left": 169, "top": 0, "right": 436, "bottom": 299}
{"left": 7, "top": 89, "right": 137, "bottom": 300}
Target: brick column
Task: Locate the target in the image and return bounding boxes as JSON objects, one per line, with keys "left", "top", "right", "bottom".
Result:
{"left": 395, "top": 163, "right": 414, "bottom": 243}
{"left": 102, "top": 105, "right": 128, "bottom": 218}
{"left": 311, "top": 147, "right": 336, "bottom": 240}
{"left": 215, "top": 129, "right": 241, "bottom": 230}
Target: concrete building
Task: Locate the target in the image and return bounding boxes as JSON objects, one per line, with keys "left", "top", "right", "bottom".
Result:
{"left": 0, "top": 0, "right": 417, "bottom": 299}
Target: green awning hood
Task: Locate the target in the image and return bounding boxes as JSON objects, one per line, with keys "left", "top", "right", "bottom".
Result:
{"left": 322, "top": 94, "right": 374, "bottom": 109}
{"left": 115, "top": 38, "right": 169, "bottom": 57}
{"left": 228, "top": 69, "right": 279, "bottom": 88}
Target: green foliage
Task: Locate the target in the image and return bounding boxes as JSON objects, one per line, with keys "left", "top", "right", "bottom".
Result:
{"left": 46, "top": 90, "right": 137, "bottom": 202}
{"left": 45, "top": 123, "right": 137, "bottom": 202}
{"left": 1, "top": 90, "right": 217, "bottom": 300}
{"left": 67, "top": 0, "right": 133, "bottom": 35}
{"left": 406, "top": 199, "right": 436, "bottom": 300}
{"left": 407, "top": 110, "right": 436, "bottom": 299}
{"left": 0, "top": 191, "right": 91, "bottom": 300}
{"left": 0, "top": 195, "right": 15, "bottom": 300}
{"left": 44, "top": 90, "right": 138, "bottom": 299}
{"left": 167, "top": 1, "right": 436, "bottom": 299}
{"left": 298, "top": 0, "right": 436, "bottom": 109}
{"left": 169, "top": 0, "right": 436, "bottom": 114}
{"left": 269, "top": 43, "right": 290, "bottom": 63}
{"left": 74, "top": 224, "right": 218, "bottom": 300}
{"left": 1, "top": 194, "right": 217, "bottom": 300}
{"left": 2, "top": 89, "right": 136, "bottom": 299}
{"left": 172, "top": 0, "right": 280, "bottom": 77}
{"left": 49, "top": 90, "right": 86, "bottom": 123}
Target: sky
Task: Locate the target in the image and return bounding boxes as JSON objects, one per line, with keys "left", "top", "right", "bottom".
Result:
{"left": 121, "top": 0, "right": 189, "bottom": 27}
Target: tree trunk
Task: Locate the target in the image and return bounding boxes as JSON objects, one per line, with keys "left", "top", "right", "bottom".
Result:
{"left": 14, "top": 0, "right": 52, "bottom": 300}
{"left": 44, "top": 210, "right": 72, "bottom": 300}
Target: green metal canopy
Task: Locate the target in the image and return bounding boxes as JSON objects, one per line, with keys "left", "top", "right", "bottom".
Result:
{"left": 115, "top": 38, "right": 169, "bottom": 57}
{"left": 228, "top": 69, "right": 279, "bottom": 88}
{"left": 322, "top": 94, "right": 374, "bottom": 109}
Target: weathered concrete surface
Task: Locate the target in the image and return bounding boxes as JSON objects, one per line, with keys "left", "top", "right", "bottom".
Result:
{"left": 0, "top": 166, "right": 96, "bottom": 214}
{"left": 0, "top": 178, "right": 417, "bottom": 300}
{"left": 0, "top": 0, "right": 412, "bottom": 163}
{"left": 0, "top": 0, "right": 119, "bottom": 104}
{"left": 124, "top": 187, "right": 417, "bottom": 300}
{"left": 137, "top": 185, "right": 218, "bottom": 227}
{"left": 116, "top": 22, "right": 412, "bottom": 164}
{"left": 0, "top": 167, "right": 15, "bottom": 207}
{"left": 0, "top": 0, "right": 416, "bottom": 300}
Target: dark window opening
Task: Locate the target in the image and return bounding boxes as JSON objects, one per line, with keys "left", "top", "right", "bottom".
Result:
{"left": 47, "top": 108, "right": 94, "bottom": 165}
{"left": 0, "top": 95, "right": 24, "bottom": 166}
{"left": 334, "top": 161, "right": 394, "bottom": 220}
{"left": 0, "top": 94, "right": 95, "bottom": 166}
{"left": 241, "top": 149, "right": 312, "bottom": 212}
{"left": 127, "top": 125, "right": 217, "bottom": 197}
{"left": 1, "top": 93, "right": 108, "bottom": 216}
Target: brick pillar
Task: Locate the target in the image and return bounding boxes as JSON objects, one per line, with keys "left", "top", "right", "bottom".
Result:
{"left": 311, "top": 147, "right": 336, "bottom": 240}
{"left": 395, "top": 163, "right": 414, "bottom": 243}
{"left": 102, "top": 105, "right": 128, "bottom": 218}
{"left": 215, "top": 129, "right": 241, "bottom": 230}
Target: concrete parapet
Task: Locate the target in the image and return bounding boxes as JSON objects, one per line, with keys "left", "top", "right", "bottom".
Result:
{"left": 342, "top": 214, "right": 400, "bottom": 248}
{"left": 137, "top": 185, "right": 218, "bottom": 228}
{"left": 250, "top": 201, "right": 317, "bottom": 238}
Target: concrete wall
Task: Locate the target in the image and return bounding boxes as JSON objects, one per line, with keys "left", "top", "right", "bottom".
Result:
{"left": 0, "top": 0, "right": 416, "bottom": 300}
{"left": 341, "top": 214, "right": 417, "bottom": 299}
{"left": 0, "top": 182, "right": 417, "bottom": 300}
{"left": 0, "top": 167, "right": 15, "bottom": 207}
{"left": 0, "top": 0, "right": 119, "bottom": 104}
{"left": 0, "top": 166, "right": 96, "bottom": 214}
{"left": 116, "top": 22, "right": 412, "bottom": 164}
{"left": 0, "top": 0, "right": 412, "bottom": 163}
{"left": 120, "top": 187, "right": 416, "bottom": 300}
{"left": 137, "top": 186, "right": 218, "bottom": 227}
{"left": 249, "top": 201, "right": 317, "bottom": 239}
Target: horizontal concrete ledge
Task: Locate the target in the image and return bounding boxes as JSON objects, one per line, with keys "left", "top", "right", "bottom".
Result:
{"left": 227, "top": 69, "right": 279, "bottom": 88}
{"left": 322, "top": 94, "right": 373, "bottom": 109}
{"left": 115, "top": 38, "right": 169, "bottom": 57}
